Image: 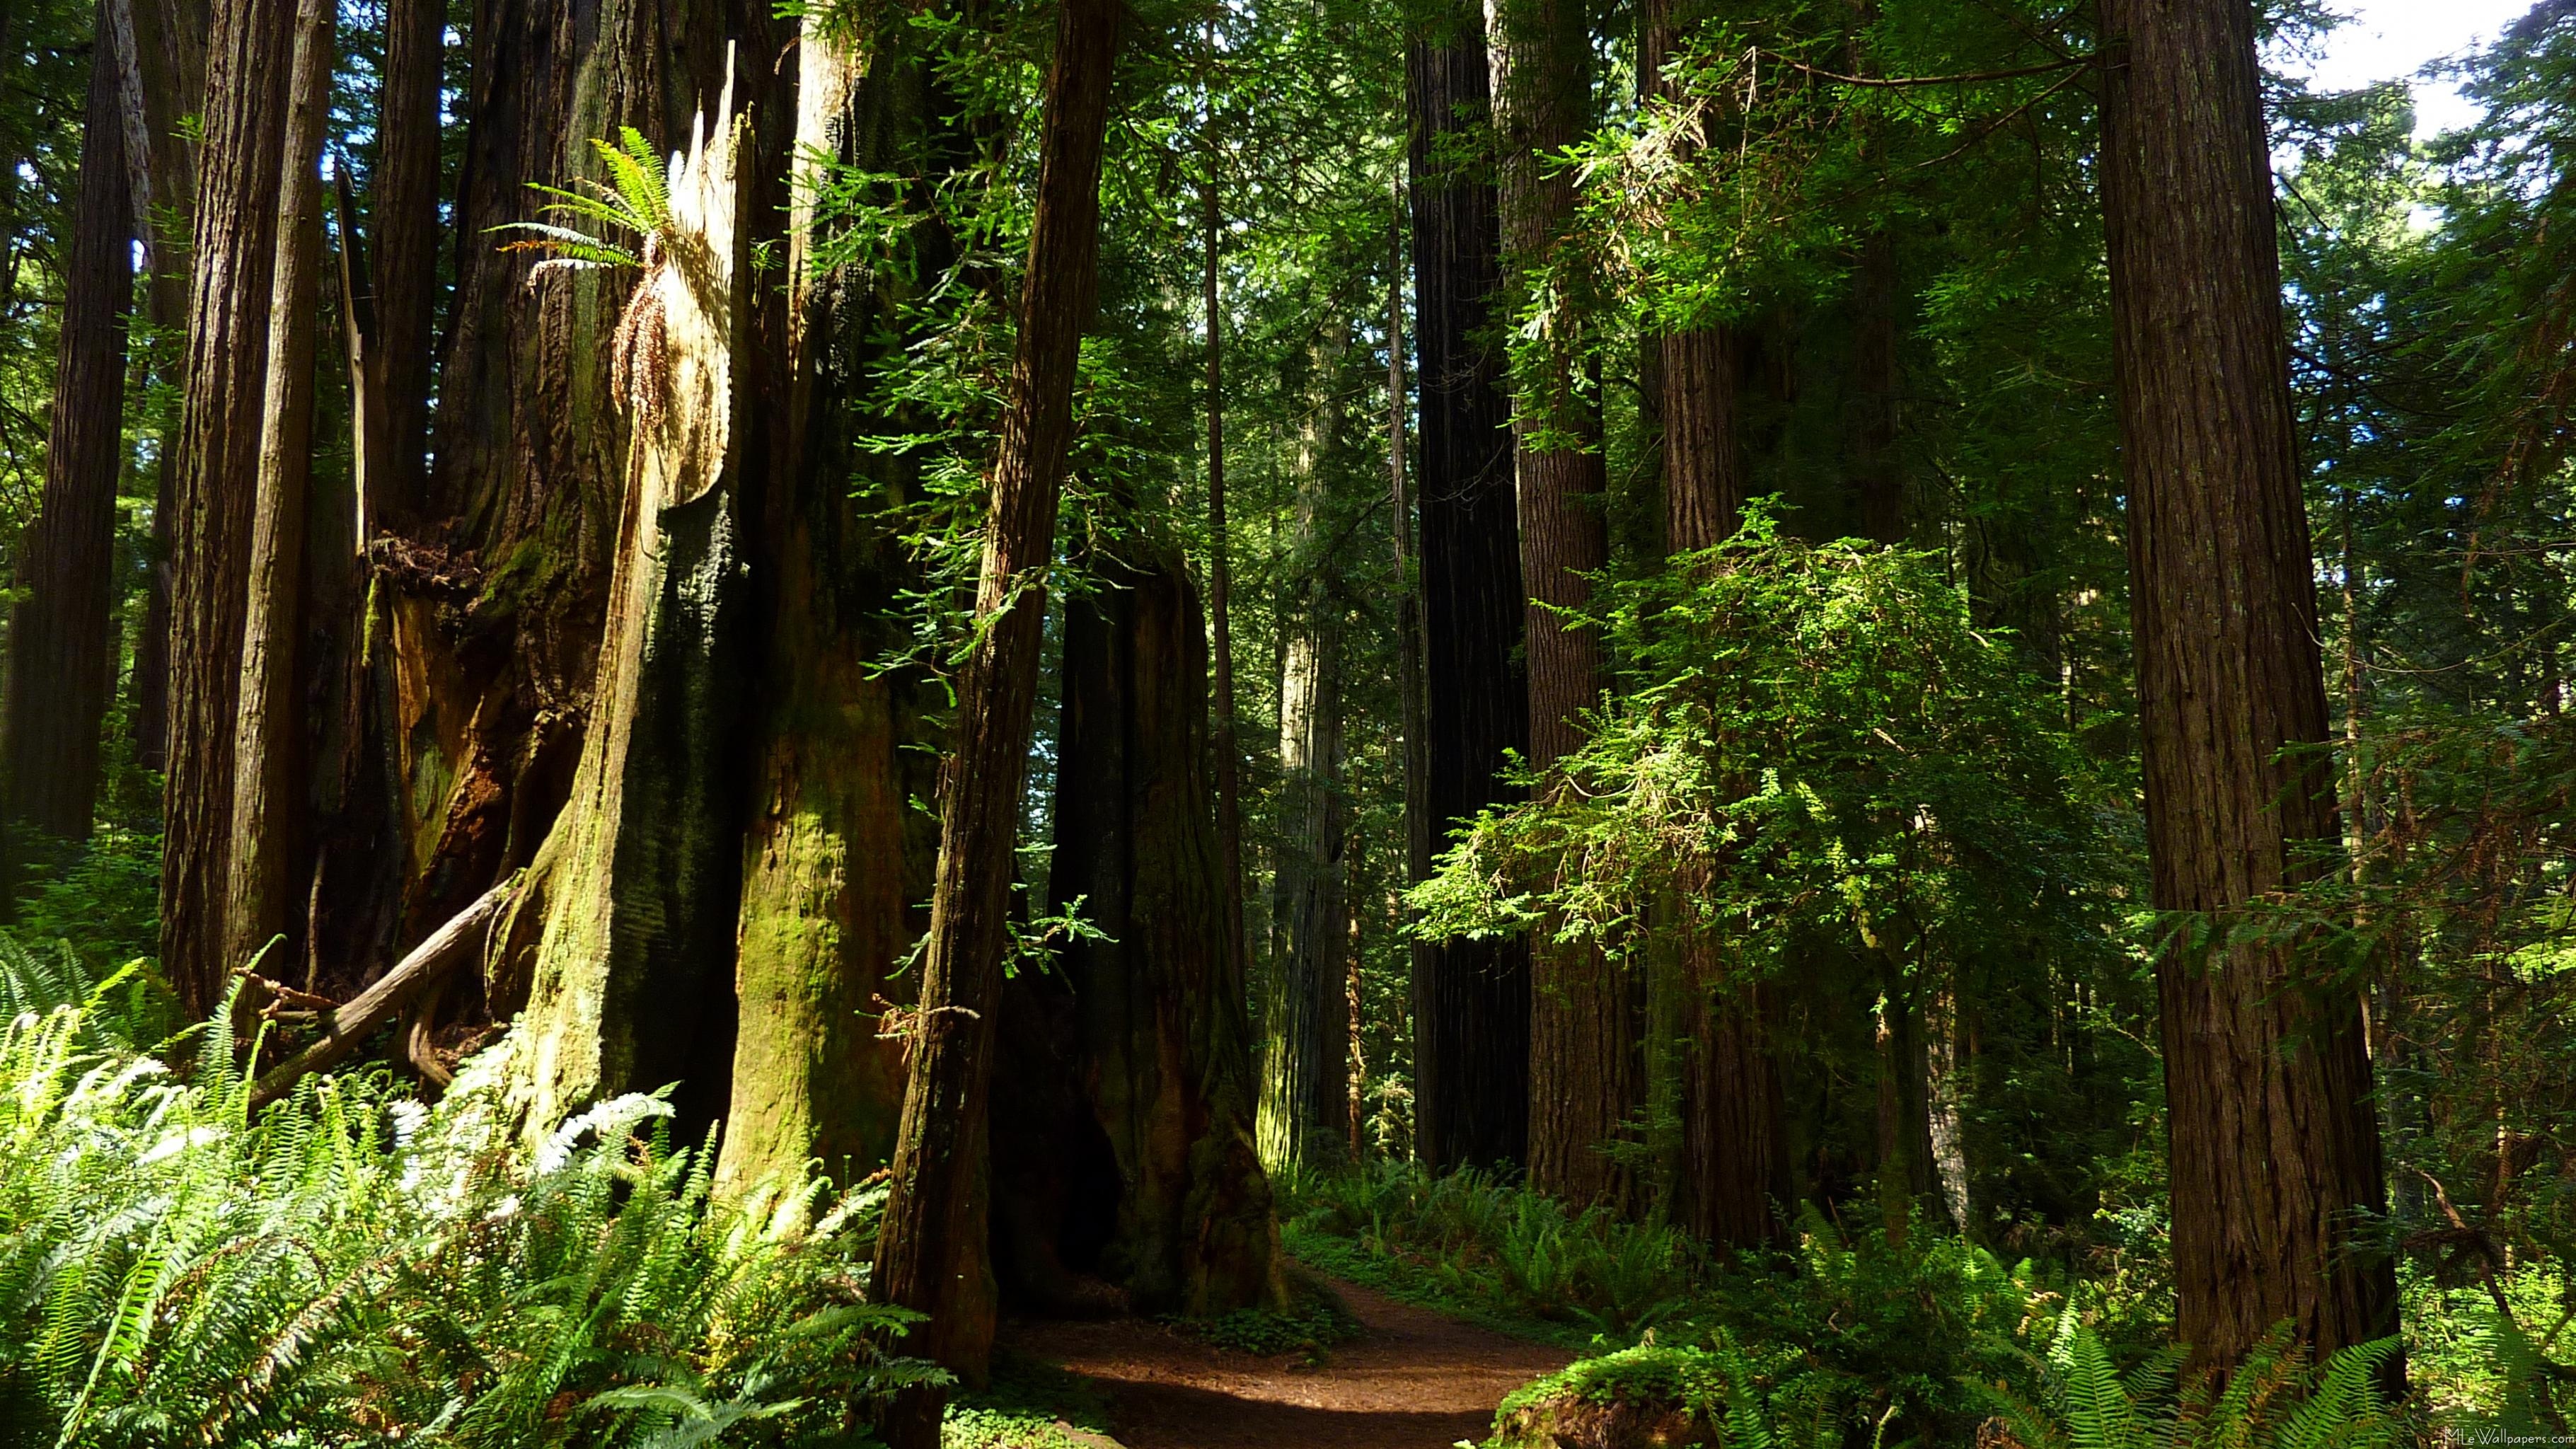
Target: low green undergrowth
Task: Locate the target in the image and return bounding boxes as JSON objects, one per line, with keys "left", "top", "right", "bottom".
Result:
{"left": 941, "top": 1353, "right": 1118, "bottom": 1448}
{"left": 0, "top": 940, "right": 940, "bottom": 1448}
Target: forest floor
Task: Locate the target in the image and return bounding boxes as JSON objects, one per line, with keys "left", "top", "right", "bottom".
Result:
{"left": 994, "top": 1276, "right": 1569, "bottom": 1448}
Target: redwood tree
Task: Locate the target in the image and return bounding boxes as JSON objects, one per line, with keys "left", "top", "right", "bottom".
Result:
{"left": 2097, "top": 0, "right": 2400, "bottom": 1373}
{"left": 1407, "top": 0, "right": 1531, "bottom": 1174}
{"left": 4, "top": 1, "right": 131, "bottom": 852}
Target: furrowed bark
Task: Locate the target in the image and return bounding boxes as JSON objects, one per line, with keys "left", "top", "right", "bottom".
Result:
{"left": 2097, "top": 0, "right": 2400, "bottom": 1375}
{"left": 1259, "top": 360, "right": 1351, "bottom": 1172}
{"left": 1043, "top": 541, "right": 1286, "bottom": 1315}
{"left": 4, "top": 2, "right": 132, "bottom": 849}
{"left": 222, "top": 0, "right": 331, "bottom": 974}
{"left": 161, "top": 0, "right": 296, "bottom": 1014}
{"left": 1490, "top": 0, "right": 1633, "bottom": 1210}
{"left": 504, "top": 70, "right": 755, "bottom": 1144}
{"left": 112, "top": 0, "right": 205, "bottom": 776}
{"left": 871, "top": 1, "right": 1121, "bottom": 1428}
{"left": 366, "top": 0, "right": 444, "bottom": 533}
{"left": 715, "top": 18, "right": 936, "bottom": 1204}
{"left": 1407, "top": 3, "right": 1532, "bottom": 1174}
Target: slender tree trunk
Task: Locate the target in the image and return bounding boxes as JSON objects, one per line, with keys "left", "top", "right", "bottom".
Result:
{"left": 113, "top": 0, "right": 205, "bottom": 776}
{"left": 716, "top": 19, "right": 937, "bottom": 1203}
{"left": 1491, "top": 0, "right": 1630, "bottom": 1208}
{"left": 221, "top": 0, "right": 330, "bottom": 973}
{"left": 366, "top": 0, "right": 445, "bottom": 533}
{"left": 1203, "top": 21, "right": 1249, "bottom": 1001}
{"left": 871, "top": 1, "right": 1120, "bottom": 1430}
{"left": 161, "top": 0, "right": 296, "bottom": 1013}
{"left": 1407, "top": 3, "right": 1531, "bottom": 1174}
{"left": 2097, "top": 0, "right": 2400, "bottom": 1375}
{"left": 4, "top": 4, "right": 132, "bottom": 849}
{"left": 1387, "top": 192, "right": 1433, "bottom": 1106}
{"left": 1259, "top": 384, "right": 1349, "bottom": 1171}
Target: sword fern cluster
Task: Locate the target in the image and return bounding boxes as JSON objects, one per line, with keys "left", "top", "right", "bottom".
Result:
{"left": 0, "top": 940, "right": 939, "bottom": 1448}
{"left": 495, "top": 127, "right": 684, "bottom": 428}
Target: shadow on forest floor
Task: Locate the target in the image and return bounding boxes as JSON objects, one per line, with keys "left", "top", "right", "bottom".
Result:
{"left": 996, "top": 1277, "right": 1568, "bottom": 1449}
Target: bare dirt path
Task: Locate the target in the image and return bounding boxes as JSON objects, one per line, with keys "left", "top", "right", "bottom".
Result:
{"left": 999, "top": 1278, "right": 1570, "bottom": 1449}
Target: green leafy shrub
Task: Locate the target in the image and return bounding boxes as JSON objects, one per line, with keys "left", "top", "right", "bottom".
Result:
{"left": 0, "top": 950, "right": 940, "bottom": 1447}
{"left": 6, "top": 824, "right": 161, "bottom": 976}
{"left": 1985, "top": 1312, "right": 2406, "bottom": 1449}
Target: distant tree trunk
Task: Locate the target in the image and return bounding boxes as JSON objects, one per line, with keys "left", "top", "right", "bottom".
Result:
{"left": 1386, "top": 194, "right": 1433, "bottom": 1115}
{"left": 1259, "top": 375, "right": 1350, "bottom": 1172}
{"left": 1037, "top": 541, "right": 1285, "bottom": 1313}
{"left": 1924, "top": 977, "right": 1971, "bottom": 1230}
{"left": 365, "top": 0, "right": 444, "bottom": 533}
{"left": 4, "top": 4, "right": 132, "bottom": 850}
{"left": 870, "top": 1, "right": 1120, "bottom": 1430}
{"left": 221, "top": 0, "right": 330, "bottom": 973}
{"left": 715, "top": 18, "right": 936, "bottom": 1203}
{"left": 1407, "top": 1, "right": 1531, "bottom": 1174}
{"left": 1849, "top": 233, "right": 1905, "bottom": 547}
{"left": 2098, "top": 0, "right": 2400, "bottom": 1375}
{"left": 161, "top": 0, "right": 296, "bottom": 1013}
{"left": 113, "top": 0, "right": 206, "bottom": 776}
{"left": 1491, "top": 0, "right": 1630, "bottom": 1208}
{"left": 502, "top": 69, "right": 754, "bottom": 1143}
{"left": 1203, "top": 23, "right": 1249, "bottom": 1003}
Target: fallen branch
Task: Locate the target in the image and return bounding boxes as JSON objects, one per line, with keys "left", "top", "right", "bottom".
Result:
{"left": 250, "top": 883, "right": 509, "bottom": 1107}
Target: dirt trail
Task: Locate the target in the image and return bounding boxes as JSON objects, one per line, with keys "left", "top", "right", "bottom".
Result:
{"left": 1000, "top": 1278, "right": 1569, "bottom": 1449}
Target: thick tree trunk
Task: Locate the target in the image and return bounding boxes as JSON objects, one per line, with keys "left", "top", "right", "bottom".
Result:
{"left": 4, "top": 6, "right": 132, "bottom": 848}
{"left": 2097, "top": 0, "right": 2399, "bottom": 1374}
{"left": 870, "top": 1, "right": 1120, "bottom": 1430}
{"left": 503, "top": 71, "right": 754, "bottom": 1143}
{"left": 365, "top": 0, "right": 445, "bottom": 533}
{"left": 160, "top": 0, "right": 296, "bottom": 1013}
{"left": 715, "top": 20, "right": 936, "bottom": 1203}
{"left": 221, "top": 0, "right": 330, "bottom": 973}
{"left": 1040, "top": 543, "right": 1286, "bottom": 1314}
{"left": 1406, "top": 8, "right": 1532, "bottom": 1174}
{"left": 1491, "top": 0, "right": 1629, "bottom": 1208}
{"left": 1259, "top": 394, "right": 1349, "bottom": 1171}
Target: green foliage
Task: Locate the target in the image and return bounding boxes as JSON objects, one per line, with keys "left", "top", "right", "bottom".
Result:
{"left": 1985, "top": 1312, "right": 2406, "bottom": 1449}
{"left": 939, "top": 1353, "right": 1116, "bottom": 1449}
{"left": 1414, "top": 513, "right": 2115, "bottom": 978}
{"left": 492, "top": 127, "right": 680, "bottom": 276}
{"left": 0, "top": 980, "right": 940, "bottom": 1447}
{"left": 7, "top": 825, "right": 163, "bottom": 978}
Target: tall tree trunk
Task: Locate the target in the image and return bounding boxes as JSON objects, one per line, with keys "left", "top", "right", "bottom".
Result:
{"left": 366, "top": 0, "right": 445, "bottom": 533}
{"left": 1034, "top": 541, "right": 1285, "bottom": 1314}
{"left": 1491, "top": 0, "right": 1632, "bottom": 1209}
{"left": 2097, "top": 0, "right": 2400, "bottom": 1374}
{"left": 1259, "top": 379, "right": 1350, "bottom": 1172}
{"left": 870, "top": 1, "right": 1120, "bottom": 1429}
{"left": 112, "top": 0, "right": 206, "bottom": 777}
{"left": 1386, "top": 192, "right": 1433, "bottom": 1119}
{"left": 4, "top": 3, "right": 132, "bottom": 849}
{"left": 160, "top": 0, "right": 296, "bottom": 1014}
{"left": 502, "top": 66, "right": 755, "bottom": 1143}
{"left": 1406, "top": 3, "right": 1531, "bottom": 1174}
{"left": 1203, "top": 22, "right": 1249, "bottom": 1005}
{"left": 715, "top": 18, "right": 937, "bottom": 1203}
{"left": 1645, "top": 0, "right": 1791, "bottom": 1249}
{"left": 221, "top": 0, "right": 330, "bottom": 974}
